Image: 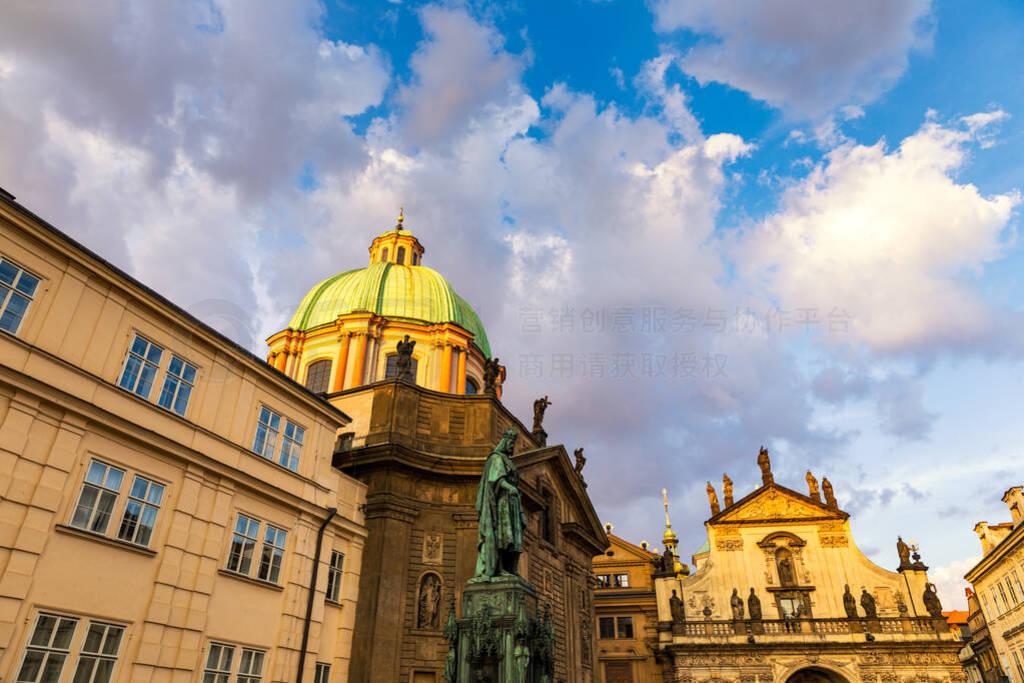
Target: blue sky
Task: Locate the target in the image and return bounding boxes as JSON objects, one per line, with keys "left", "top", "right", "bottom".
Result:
{"left": 2, "top": 0, "right": 1023, "bottom": 608}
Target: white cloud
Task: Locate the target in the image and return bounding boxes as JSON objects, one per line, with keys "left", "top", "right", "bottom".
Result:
{"left": 737, "top": 112, "right": 1021, "bottom": 355}
{"left": 928, "top": 556, "right": 979, "bottom": 612}
{"left": 651, "top": 0, "right": 934, "bottom": 117}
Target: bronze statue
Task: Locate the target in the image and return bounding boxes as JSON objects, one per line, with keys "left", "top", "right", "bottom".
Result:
{"left": 706, "top": 481, "right": 720, "bottom": 515}
{"left": 669, "top": 589, "right": 685, "bottom": 623}
{"left": 442, "top": 596, "right": 458, "bottom": 682}
{"left": 806, "top": 470, "right": 820, "bottom": 501}
{"left": 395, "top": 335, "right": 416, "bottom": 381}
{"left": 923, "top": 583, "right": 944, "bottom": 618}
{"left": 860, "top": 588, "right": 877, "bottom": 619}
{"left": 897, "top": 536, "right": 912, "bottom": 569}
{"left": 730, "top": 588, "right": 745, "bottom": 620}
{"left": 417, "top": 573, "right": 442, "bottom": 628}
{"left": 473, "top": 428, "right": 526, "bottom": 578}
{"left": 723, "top": 473, "right": 734, "bottom": 507}
{"left": 842, "top": 584, "right": 858, "bottom": 619}
{"left": 822, "top": 477, "right": 837, "bottom": 508}
{"left": 747, "top": 588, "right": 763, "bottom": 621}
{"left": 483, "top": 357, "right": 501, "bottom": 394}
{"left": 532, "top": 396, "right": 551, "bottom": 432}
{"left": 573, "top": 447, "right": 586, "bottom": 473}
{"left": 661, "top": 547, "right": 675, "bottom": 575}
{"left": 757, "top": 446, "right": 773, "bottom": 486}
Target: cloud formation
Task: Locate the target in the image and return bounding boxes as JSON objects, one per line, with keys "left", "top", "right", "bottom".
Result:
{"left": 652, "top": 0, "right": 934, "bottom": 117}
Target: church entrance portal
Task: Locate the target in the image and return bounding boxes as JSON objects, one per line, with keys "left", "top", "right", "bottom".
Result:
{"left": 786, "top": 668, "right": 847, "bottom": 683}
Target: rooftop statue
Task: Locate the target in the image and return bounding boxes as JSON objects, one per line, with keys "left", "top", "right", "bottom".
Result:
{"left": 395, "top": 335, "right": 416, "bottom": 382}
{"left": 897, "top": 536, "right": 912, "bottom": 569}
{"left": 706, "top": 481, "right": 720, "bottom": 515}
{"left": 483, "top": 357, "right": 501, "bottom": 395}
{"left": 722, "top": 473, "right": 733, "bottom": 507}
{"left": 860, "top": 588, "right": 877, "bottom": 619}
{"left": 573, "top": 447, "right": 586, "bottom": 474}
{"left": 923, "top": 583, "right": 944, "bottom": 618}
{"left": 806, "top": 470, "right": 820, "bottom": 502}
{"left": 822, "top": 477, "right": 837, "bottom": 508}
{"left": 757, "top": 446, "right": 773, "bottom": 486}
{"left": 532, "top": 396, "right": 551, "bottom": 432}
{"left": 474, "top": 428, "right": 527, "bottom": 579}
{"left": 842, "top": 584, "right": 858, "bottom": 619}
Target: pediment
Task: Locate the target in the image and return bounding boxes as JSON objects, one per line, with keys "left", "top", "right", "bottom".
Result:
{"left": 605, "top": 534, "right": 658, "bottom": 562}
{"left": 710, "top": 484, "right": 847, "bottom": 525}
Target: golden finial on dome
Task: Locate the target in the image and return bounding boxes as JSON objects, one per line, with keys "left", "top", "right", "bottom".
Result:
{"left": 396, "top": 206, "right": 404, "bottom": 230}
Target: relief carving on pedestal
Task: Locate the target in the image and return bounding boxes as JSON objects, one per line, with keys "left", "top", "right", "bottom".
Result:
{"left": 423, "top": 532, "right": 443, "bottom": 564}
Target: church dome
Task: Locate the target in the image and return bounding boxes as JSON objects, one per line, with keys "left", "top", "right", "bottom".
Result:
{"left": 287, "top": 261, "right": 491, "bottom": 357}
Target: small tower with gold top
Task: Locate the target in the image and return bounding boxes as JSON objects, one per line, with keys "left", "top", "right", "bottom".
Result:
{"left": 662, "top": 489, "right": 687, "bottom": 576}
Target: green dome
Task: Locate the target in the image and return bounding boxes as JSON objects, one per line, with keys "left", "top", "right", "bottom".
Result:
{"left": 288, "top": 261, "right": 492, "bottom": 357}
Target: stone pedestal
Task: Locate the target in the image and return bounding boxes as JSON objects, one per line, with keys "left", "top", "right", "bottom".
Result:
{"left": 446, "top": 575, "right": 554, "bottom": 683}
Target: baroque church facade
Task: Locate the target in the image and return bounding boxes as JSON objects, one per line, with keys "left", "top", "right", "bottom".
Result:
{"left": 647, "top": 452, "right": 965, "bottom": 682}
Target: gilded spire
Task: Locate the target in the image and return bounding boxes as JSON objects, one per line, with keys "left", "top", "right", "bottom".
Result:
{"left": 396, "top": 205, "right": 405, "bottom": 230}
{"left": 662, "top": 488, "right": 677, "bottom": 543}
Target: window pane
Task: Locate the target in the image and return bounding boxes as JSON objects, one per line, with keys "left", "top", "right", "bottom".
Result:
{"left": 15, "top": 272, "right": 39, "bottom": 296}
{"left": 0, "top": 260, "right": 17, "bottom": 284}
{"left": 72, "top": 658, "right": 95, "bottom": 683}
{"left": 16, "top": 651, "right": 44, "bottom": 683}
{"left": 53, "top": 619, "right": 76, "bottom": 648}
{"left": 598, "top": 617, "right": 615, "bottom": 639}
{"left": 147, "top": 483, "right": 164, "bottom": 505}
{"left": 40, "top": 654, "right": 66, "bottom": 683}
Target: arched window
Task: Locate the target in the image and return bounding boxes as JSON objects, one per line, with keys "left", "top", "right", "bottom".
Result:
{"left": 396, "top": 246, "right": 406, "bottom": 265}
{"left": 465, "top": 377, "right": 479, "bottom": 395}
{"left": 305, "top": 359, "right": 332, "bottom": 394}
{"left": 384, "top": 353, "right": 418, "bottom": 383}
{"left": 382, "top": 248, "right": 389, "bottom": 262}
{"left": 411, "top": 253, "right": 418, "bottom": 266}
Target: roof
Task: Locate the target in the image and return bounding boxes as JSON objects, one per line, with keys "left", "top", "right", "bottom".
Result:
{"left": 0, "top": 189, "right": 350, "bottom": 423}
{"left": 695, "top": 539, "right": 710, "bottom": 555}
{"left": 944, "top": 610, "right": 969, "bottom": 626}
{"left": 287, "top": 261, "right": 492, "bottom": 357}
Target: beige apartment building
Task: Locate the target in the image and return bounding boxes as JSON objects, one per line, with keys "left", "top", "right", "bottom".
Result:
{"left": 0, "top": 188, "right": 367, "bottom": 683}
{"left": 966, "top": 485, "right": 1024, "bottom": 681}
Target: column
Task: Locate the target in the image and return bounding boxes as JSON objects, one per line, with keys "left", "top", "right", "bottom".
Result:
{"left": 332, "top": 333, "right": 351, "bottom": 393}
{"left": 349, "top": 332, "right": 368, "bottom": 388}
{"left": 273, "top": 348, "right": 288, "bottom": 373}
{"left": 439, "top": 343, "right": 453, "bottom": 393}
{"left": 455, "top": 347, "right": 467, "bottom": 395}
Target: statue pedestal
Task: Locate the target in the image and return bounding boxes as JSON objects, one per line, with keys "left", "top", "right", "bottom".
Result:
{"left": 451, "top": 575, "right": 552, "bottom": 683}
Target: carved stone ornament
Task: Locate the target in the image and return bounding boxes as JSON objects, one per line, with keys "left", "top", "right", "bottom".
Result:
{"left": 423, "top": 532, "right": 443, "bottom": 564}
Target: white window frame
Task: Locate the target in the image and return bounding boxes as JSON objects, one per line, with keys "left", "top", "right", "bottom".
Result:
{"left": 203, "top": 643, "right": 265, "bottom": 683}
{"left": 15, "top": 612, "right": 125, "bottom": 683}
{"left": 278, "top": 420, "right": 304, "bottom": 472}
{"left": 157, "top": 355, "right": 197, "bottom": 416}
{"left": 0, "top": 256, "right": 40, "bottom": 336}
{"left": 70, "top": 461, "right": 125, "bottom": 535}
{"left": 252, "top": 406, "right": 282, "bottom": 461}
{"left": 118, "top": 334, "right": 164, "bottom": 399}
{"left": 314, "top": 662, "right": 330, "bottom": 683}
{"left": 325, "top": 550, "right": 345, "bottom": 603}
{"left": 226, "top": 514, "right": 261, "bottom": 577}
{"left": 116, "top": 475, "right": 165, "bottom": 547}
{"left": 613, "top": 573, "right": 630, "bottom": 588}
{"left": 257, "top": 524, "right": 287, "bottom": 584}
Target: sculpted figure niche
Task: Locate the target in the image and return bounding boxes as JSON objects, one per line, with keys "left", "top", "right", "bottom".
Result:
{"left": 775, "top": 548, "right": 796, "bottom": 586}
{"left": 474, "top": 428, "right": 527, "bottom": 579}
{"left": 417, "top": 573, "right": 442, "bottom": 629}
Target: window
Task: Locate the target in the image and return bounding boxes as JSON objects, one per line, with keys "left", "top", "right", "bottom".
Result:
{"left": 1015, "top": 652, "right": 1024, "bottom": 683}
{"left": 411, "top": 253, "right": 418, "bottom": 266}
{"left": 1013, "top": 570, "right": 1024, "bottom": 605}
{"left": 381, "top": 248, "right": 388, "bottom": 261}
{"left": 252, "top": 407, "right": 281, "bottom": 460}
{"left": 117, "top": 476, "right": 164, "bottom": 546}
{"left": 278, "top": 421, "right": 304, "bottom": 472}
{"left": 0, "top": 257, "right": 40, "bottom": 335}
{"left": 778, "top": 598, "right": 802, "bottom": 618}
{"left": 73, "top": 621, "right": 125, "bottom": 683}
{"left": 384, "top": 354, "right": 418, "bottom": 382}
{"left": 596, "top": 574, "right": 611, "bottom": 589}
{"left": 157, "top": 356, "right": 196, "bottom": 416}
{"left": 994, "top": 588, "right": 1005, "bottom": 615}
{"left": 999, "top": 582, "right": 1010, "bottom": 612}
{"left": 598, "top": 617, "right": 615, "bottom": 639}
{"left": 465, "top": 377, "right": 478, "bottom": 395}
{"left": 15, "top": 614, "right": 124, "bottom": 683}
{"left": 118, "top": 335, "right": 163, "bottom": 399}
{"left": 396, "top": 246, "right": 406, "bottom": 265}
{"left": 71, "top": 461, "right": 125, "bottom": 535}
{"left": 203, "top": 644, "right": 264, "bottom": 683}
{"left": 16, "top": 613, "right": 78, "bottom": 683}
{"left": 314, "top": 663, "right": 330, "bottom": 683}
{"left": 257, "top": 525, "right": 287, "bottom": 583}
{"left": 236, "top": 648, "right": 264, "bottom": 683}
{"left": 598, "top": 616, "right": 634, "bottom": 639}
{"left": 325, "top": 550, "right": 345, "bottom": 603}
{"left": 226, "top": 514, "right": 261, "bottom": 576}
{"left": 616, "top": 616, "right": 634, "bottom": 639}
{"left": 1008, "top": 576, "right": 1020, "bottom": 606}
{"left": 612, "top": 573, "right": 630, "bottom": 588}
{"left": 305, "top": 359, "right": 332, "bottom": 394}
{"left": 981, "top": 593, "right": 993, "bottom": 621}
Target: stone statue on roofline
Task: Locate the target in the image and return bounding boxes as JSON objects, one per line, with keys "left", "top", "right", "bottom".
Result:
{"left": 723, "top": 473, "right": 734, "bottom": 507}
{"left": 757, "top": 446, "right": 773, "bottom": 486}
{"left": 483, "top": 357, "right": 501, "bottom": 395}
{"left": 395, "top": 334, "right": 416, "bottom": 381}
